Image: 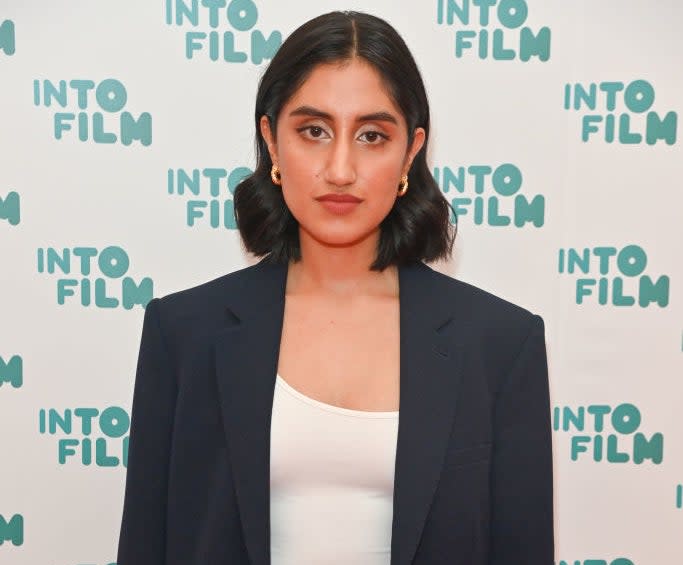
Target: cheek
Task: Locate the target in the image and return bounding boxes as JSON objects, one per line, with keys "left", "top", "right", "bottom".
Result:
{"left": 277, "top": 137, "right": 324, "bottom": 185}
{"left": 357, "top": 153, "right": 404, "bottom": 194}
{"left": 279, "top": 160, "right": 317, "bottom": 211}
{"left": 278, "top": 155, "right": 314, "bottom": 216}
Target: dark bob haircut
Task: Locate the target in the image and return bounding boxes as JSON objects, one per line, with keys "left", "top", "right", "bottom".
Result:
{"left": 234, "top": 11, "right": 455, "bottom": 270}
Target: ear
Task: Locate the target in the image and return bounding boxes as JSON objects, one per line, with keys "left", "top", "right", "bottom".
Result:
{"left": 259, "top": 115, "right": 278, "bottom": 165}
{"left": 403, "top": 127, "right": 426, "bottom": 175}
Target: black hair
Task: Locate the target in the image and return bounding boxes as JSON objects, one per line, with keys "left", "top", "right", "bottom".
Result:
{"left": 233, "top": 10, "right": 455, "bottom": 270}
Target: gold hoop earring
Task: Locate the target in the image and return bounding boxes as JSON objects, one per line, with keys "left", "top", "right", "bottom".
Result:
{"left": 271, "top": 165, "right": 282, "bottom": 186}
{"left": 397, "top": 175, "right": 409, "bottom": 197}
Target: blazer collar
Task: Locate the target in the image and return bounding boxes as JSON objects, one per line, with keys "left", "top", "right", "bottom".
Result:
{"left": 213, "top": 260, "right": 462, "bottom": 565}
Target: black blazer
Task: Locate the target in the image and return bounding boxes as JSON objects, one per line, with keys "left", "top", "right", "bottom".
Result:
{"left": 117, "top": 259, "right": 554, "bottom": 565}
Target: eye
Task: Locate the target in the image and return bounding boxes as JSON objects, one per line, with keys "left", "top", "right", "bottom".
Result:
{"left": 297, "top": 125, "right": 330, "bottom": 140}
{"left": 358, "top": 130, "right": 388, "bottom": 144}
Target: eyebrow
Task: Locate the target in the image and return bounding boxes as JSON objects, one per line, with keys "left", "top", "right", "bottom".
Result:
{"left": 288, "top": 105, "right": 398, "bottom": 125}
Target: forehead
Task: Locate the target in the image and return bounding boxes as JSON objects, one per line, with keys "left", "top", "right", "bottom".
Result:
{"left": 282, "top": 59, "right": 404, "bottom": 123}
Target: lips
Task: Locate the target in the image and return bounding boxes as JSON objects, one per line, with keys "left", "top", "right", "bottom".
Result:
{"left": 315, "top": 193, "right": 363, "bottom": 203}
{"left": 315, "top": 193, "right": 363, "bottom": 215}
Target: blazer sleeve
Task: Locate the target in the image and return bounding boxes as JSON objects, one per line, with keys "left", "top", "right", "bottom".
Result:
{"left": 117, "top": 298, "right": 177, "bottom": 565}
{"left": 489, "top": 314, "right": 554, "bottom": 565}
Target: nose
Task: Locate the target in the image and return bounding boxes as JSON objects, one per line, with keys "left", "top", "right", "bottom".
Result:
{"left": 323, "top": 138, "right": 356, "bottom": 187}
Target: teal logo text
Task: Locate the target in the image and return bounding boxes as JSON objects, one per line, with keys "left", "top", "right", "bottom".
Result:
{"left": 39, "top": 407, "right": 130, "bottom": 467}
{"left": 166, "top": 0, "right": 281, "bottom": 63}
{"left": 565, "top": 80, "right": 677, "bottom": 145}
{"left": 436, "top": 0, "right": 550, "bottom": 61}
{"left": 0, "top": 191, "right": 20, "bottom": 226}
{"left": 33, "top": 79, "right": 152, "bottom": 145}
{"left": 167, "top": 166, "right": 252, "bottom": 228}
{"left": 0, "top": 20, "right": 15, "bottom": 55}
{"left": 37, "top": 246, "right": 153, "bottom": 309}
{"left": 558, "top": 245, "right": 669, "bottom": 307}
{"left": 554, "top": 404, "right": 663, "bottom": 464}
{"left": 0, "top": 514, "right": 23, "bottom": 546}
{"left": 434, "top": 163, "right": 543, "bottom": 227}
{"left": 0, "top": 355, "right": 22, "bottom": 388}
{"left": 556, "top": 560, "right": 634, "bottom": 565}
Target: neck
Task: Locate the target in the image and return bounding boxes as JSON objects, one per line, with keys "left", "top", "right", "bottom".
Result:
{"left": 286, "top": 227, "right": 398, "bottom": 298}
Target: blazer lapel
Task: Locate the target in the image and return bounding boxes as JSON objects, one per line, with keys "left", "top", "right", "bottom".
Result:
{"left": 214, "top": 261, "right": 287, "bottom": 565}
{"left": 213, "top": 260, "right": 462, "bottom": 565}
{"left": 390, "top": 262, "right": 463, "bottom": 565}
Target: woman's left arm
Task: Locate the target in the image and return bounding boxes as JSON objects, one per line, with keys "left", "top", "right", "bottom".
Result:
{"left": 489, "top": 314, "right": 554, "bottom": 565}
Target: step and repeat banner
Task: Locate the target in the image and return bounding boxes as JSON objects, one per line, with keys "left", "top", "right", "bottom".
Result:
{"left": 1, "top": 1, "right": 681, "bottom": 564}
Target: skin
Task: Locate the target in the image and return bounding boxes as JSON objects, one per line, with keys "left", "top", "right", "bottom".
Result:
{"left": 260, "top": 58, "right": 425, "bottom": 410}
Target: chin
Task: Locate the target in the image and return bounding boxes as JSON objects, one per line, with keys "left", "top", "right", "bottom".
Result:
{"left": 302, "top": 224, "right": 379, "bottom": 249}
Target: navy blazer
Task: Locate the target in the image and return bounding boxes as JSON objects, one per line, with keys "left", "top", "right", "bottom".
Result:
{"left": 116, "top": 259, "right": 554, "bottom": 565}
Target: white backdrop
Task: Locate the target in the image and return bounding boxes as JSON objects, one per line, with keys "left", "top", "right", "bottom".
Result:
{"left": 1, "top": 1, "right": 681, "bottom": 564}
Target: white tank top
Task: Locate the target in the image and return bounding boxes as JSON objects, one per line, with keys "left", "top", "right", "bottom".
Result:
{"left": 270, "top": 374, "right": 399, "bottom": 565}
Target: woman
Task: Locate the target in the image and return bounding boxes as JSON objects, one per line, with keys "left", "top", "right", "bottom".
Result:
{"left": 117, "top": 10, "right": 553, "bottom": 565}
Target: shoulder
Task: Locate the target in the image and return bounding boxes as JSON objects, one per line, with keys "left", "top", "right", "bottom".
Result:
{"left": 417, "top": 265, "right": 547, "bottom": 398}
{"left": 156, "top": 262, "right": 257, "bottom": 309}
{"left": 149, "top": 260, "right": 281, "bottom": 329}
{"left": 417, "top": 263, "right": 544, "bottom": 365}
{"left": 420, "top": 262, "right": 539, "bottom": 328}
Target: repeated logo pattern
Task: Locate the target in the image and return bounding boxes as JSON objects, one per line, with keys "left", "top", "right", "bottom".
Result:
{"left": 556, "top": 557, "right": 637, "bottom": 565}
{"left": 39, "top": 407, "right": 130, "bottom": 467}
{"left": 565, "top": 80, "right": 678, "bottom": 145}
{"left": 0, "top": 191, "right": 20, "bottom": 226}
{"left": 0, "top": 514, "right": 23, "bottom": 546}
{"left": 0, "top": 20, "right": 15, "bottom": 56}
{"left": 1, "top": 3, "right": 681, "bottom": 565}
{"left": 558, "top": 245, "right": 670, "bottom": 307}
{"left": 436, "top": 0, "right": 551, "bottom": 61}
{"left": 33, "top": 79, "right": 152, "bottom": 145}
{"left": 553, "top": 404, "right": 664, "bottom": 464}
{"left": 36, "top": 247, "right": 153, "bottom": 308}
{"left": 166, "top": 0, "right": 282, "bottom": 63}
{"left": 167, "top": 166, "right": 252, "bottom": 228}
{"left": 435, "top": 163, "right": 544, "bottom": 227}
{"left": 0, "top": 355, "right": 22, "bottom": 389}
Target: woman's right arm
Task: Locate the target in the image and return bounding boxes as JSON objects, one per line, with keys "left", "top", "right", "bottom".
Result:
{"left": 117, "top": 298, "right": 177, "bottom": 565}
{"left": 489, "top": 314, "right": 554, "bottom": 564}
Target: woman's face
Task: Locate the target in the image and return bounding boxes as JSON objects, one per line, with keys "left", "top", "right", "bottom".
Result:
{"left": 260, "top": 58, "right": 425, "bottom": 250}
